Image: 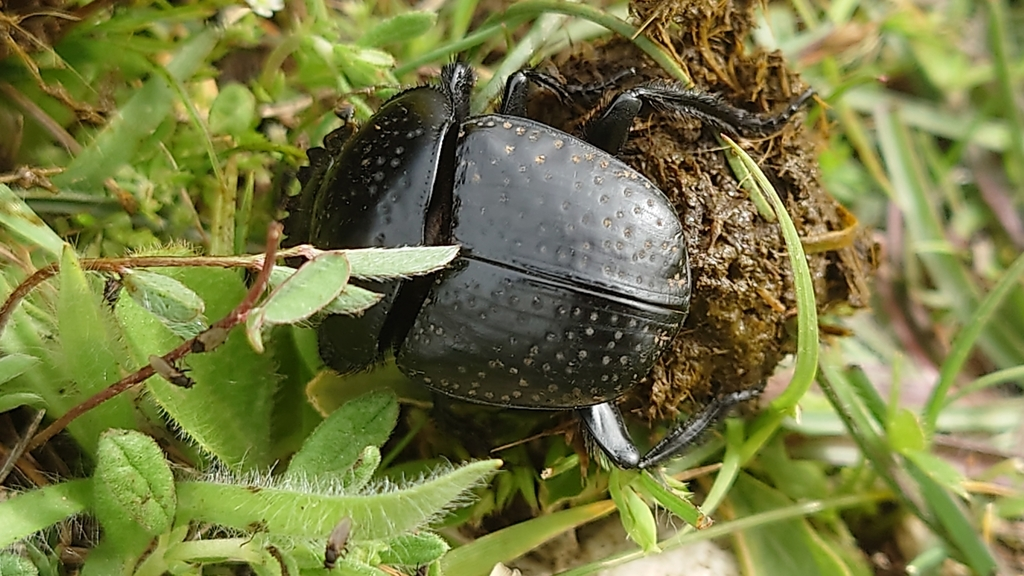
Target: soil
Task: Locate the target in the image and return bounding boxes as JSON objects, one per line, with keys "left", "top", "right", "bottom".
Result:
{"left": 522, "top": 0, "right": 875, "bottom": 423}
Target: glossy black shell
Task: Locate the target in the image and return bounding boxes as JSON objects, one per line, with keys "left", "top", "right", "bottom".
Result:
{"left": 300, "top": 83, "right": 689, "bottom": 410}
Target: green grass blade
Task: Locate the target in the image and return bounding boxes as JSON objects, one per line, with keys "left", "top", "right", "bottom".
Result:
{"left": 439, "top": 500, "right": 615, "bottom": 576}
{"left": 925, "top": 250, "right": 1024, "bottom": 428}
{"left": 875, "top": 106, "right": 1024, "bottom": 370}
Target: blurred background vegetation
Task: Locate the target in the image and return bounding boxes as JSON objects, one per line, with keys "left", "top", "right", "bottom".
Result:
{"left": 1, "top": 0, "right": 1023, "bottom": 574}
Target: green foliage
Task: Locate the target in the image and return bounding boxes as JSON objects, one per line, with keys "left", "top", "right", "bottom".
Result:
{"left": 285, "top": 391, "right": 398, "bottom": 483}
{"left": 93, "top": 429, "right": 177, "bottom": 538}
{"left": 2, "top": 0, "right": 1024, "bottom": 573}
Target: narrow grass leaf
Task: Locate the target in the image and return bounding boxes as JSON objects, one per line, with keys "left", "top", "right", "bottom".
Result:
{"left": 486, "top": 0, "right": 690, "bottom": 84}
{"left": 261, "top": 253, "right": 350, "bottom": 326}
{"left": 0, "top": 479, "right": 91, "bottom": 547}
{"left": 985, "top": 0, "right": 1024, "bottom": 187}
{"left": 93, "top": 429, "right": 176, "bottom": 537}
{"left": 725, "top": 150, "right": 776, "bottom": 221}
{"left": 175, "top": 459, "right": 501, "bottom": 540}
{"left": 903, "top": 450, "right": 967, "bottom": 500}
{"left": 927, "top": 250, "right": 1024, "bottom": 427}
{"left": 285, "top": 392, "right": 398, "bottom": 482}
{"left": 439, "top": 500, "right": 615, "bottom": 576}
{"left": 904, "top": 461, "right": 997, "bottom": 575}
{"left": 876, "top": 106, "right": 1024, "bottom": 370}
{"left": 392, "top": 16, "right": 531, "bottom": 78}
{"left": 344, "top": 246, "right": 459, "bottom": 280}
{"left": 721, "top": 136, "right": 819, "bottom": 413}
{"left": 52, "top": 29, "right": 220, "bottom": 190}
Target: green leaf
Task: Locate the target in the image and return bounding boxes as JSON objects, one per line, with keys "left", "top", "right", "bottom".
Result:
{"left": 904, "top": 450, "right": 967, "bottom": 499}
{"left": 887, "top": 408, "right": 926, "bottom": 453}
{"left": 175, "top": 459, "right": 502, "bottom": 540}
{"left": 93, "top": 429, "right": 176, "bottom": 536}
{"left": 57, "top": 245, "right": 137, "bottom": 451}
{"left": 0, "top": 185, "right": 64, "bottom": 258}
{"left": 608, "top": 469, "right": 659, "bottom": 553}
{"left": 209, "top": 83, "right": 257, "bottom": 137}
{"left": 335, "top": 44, "right": 395, "bottom": 70}
{"left": 122, "top": 269, "right": 207, "bottom": 338}
{"left": 323, "top": 285, "right": 385, "bottom": 316}
{"left": 261, "top": 253, "right": 350, "bottom": 326}
{"left": 440, "top": 501, "right": 615, "bottom": 575}
{"left": 338, "top": 446, "right": 382, "bottom": 493}
{"left": 334, "top": 560, "right": 389, "bottom": 576}
{"left": 730, "top": 473, "right": 846, "bottom": 575}
{"left": 636, "top": 470, "right": 704, "bottom": 528}
{"left": 0, "top": 553, "right": 38, "bottom": 576}
{"left": 0, "top": 392, "right": 45, "bottom": 412}
{"left": 116, "top": 268, "right": 276, "bottom": 469}
{"left": 904, "top": 460, "right": 997, "bottom": 575}
{"left": 0, "top": 480, "right": 91, "bottom": 547}
{"left": 357, "top": 12, "right": 438, "bottom": 48}
{"left": 0, "top": 354, "right": 39, "bottom": 387}
{"left": 285, "top": 392, "right": 398, "bottom": 483}
{"left": 345, "top": 246, "right": 459, "bottom": 279}
{"left": 378, "top": 532, "right": 449, "bottom": 566}
{"left": 269, "top": 266, "right": 384, "bottom": 316}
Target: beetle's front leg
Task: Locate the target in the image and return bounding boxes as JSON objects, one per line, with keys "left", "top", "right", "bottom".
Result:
{"left": 584, "top": 85, "right": 815, "bottom": 155}
{"left": 636, "top": 387, "right": 764, "bottom": 469}
{"left": 289, "top": 107, "right": 358, "bottom": 246}
{"left": 498, "top": 68, "right": 637, "bottom": 117}
{"left": 578, "top": 403, "right": 642, "bottom": 469}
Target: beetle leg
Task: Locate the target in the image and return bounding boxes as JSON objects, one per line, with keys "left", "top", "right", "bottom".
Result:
{"left": 585, "top": 85, "right": 815, "bottom": 155}
{"left": 499, "top": 68, "right": 638, "bottom": 117}
{"left": 577, "top": 403, "right": 642, "bottom": 469}
{"left": 289, "top": 107, "right": 359, "bottom": 246}
{"left": 323, "top": 105, "right": 357, "bottom": 153}
{"left": 440, "top": 62, "right": 475, "bottom": 121}
{"left": 637, "top": 386, "right": 764, "bottom": 469}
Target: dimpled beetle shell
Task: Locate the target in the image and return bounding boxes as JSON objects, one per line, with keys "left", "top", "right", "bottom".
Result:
{"left": 399, "top": 115, "right": 688, "bottom": 408}
{"left": 304, "top": 87, "right": 457, "bottom": 373}
{"left": 295, "top": 62, "right": 814, "bottom": 468}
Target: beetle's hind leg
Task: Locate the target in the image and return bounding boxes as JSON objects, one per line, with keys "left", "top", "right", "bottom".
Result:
{"left": 636, "top": 386, "right": 764, "bottom": 469}
{"left": 584, "top": 84, "right": 815, "bottom": 155}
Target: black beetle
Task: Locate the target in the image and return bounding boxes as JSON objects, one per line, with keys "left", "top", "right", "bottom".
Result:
{"left": 293, "top": 62, "right": 813, "bottom": 469}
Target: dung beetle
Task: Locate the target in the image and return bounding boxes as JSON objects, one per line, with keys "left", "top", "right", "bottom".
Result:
{"left": 293, "top": 62, "right": 813, "bottom": 469}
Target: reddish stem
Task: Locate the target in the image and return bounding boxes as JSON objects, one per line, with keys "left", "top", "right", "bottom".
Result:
{"left": 25, "top": 223, "right": 283, "bottom": 452}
